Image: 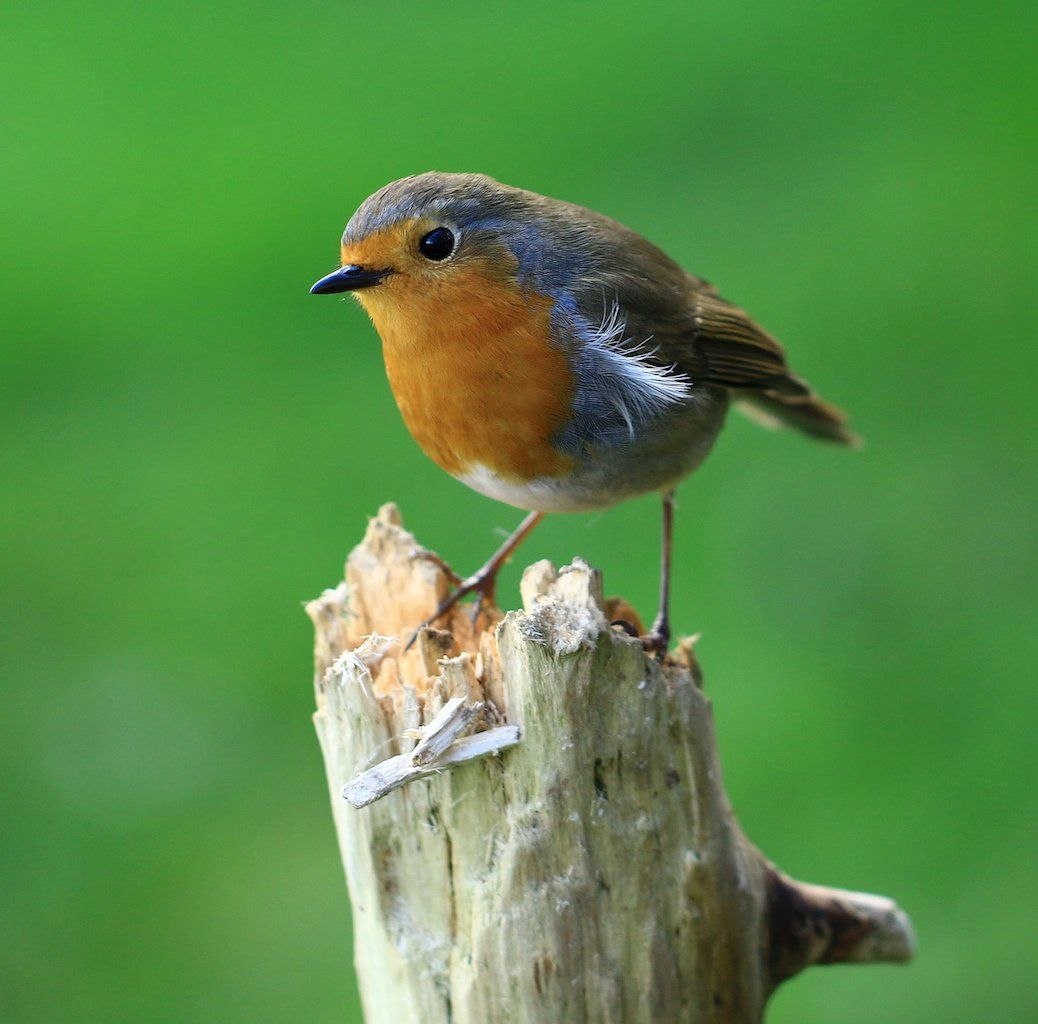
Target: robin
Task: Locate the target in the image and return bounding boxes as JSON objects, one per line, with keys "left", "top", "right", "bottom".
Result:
{"left": 311, "top": 172, "right": 856, "bottom": 653}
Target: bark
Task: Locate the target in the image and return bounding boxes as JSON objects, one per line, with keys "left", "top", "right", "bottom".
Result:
{"left": 308, "top": 504, "right": 913, "bottom": 1024}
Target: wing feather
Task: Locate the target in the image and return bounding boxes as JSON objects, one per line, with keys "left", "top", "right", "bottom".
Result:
{"left": 537, "top": 204, "right": 856, "bottom": 446}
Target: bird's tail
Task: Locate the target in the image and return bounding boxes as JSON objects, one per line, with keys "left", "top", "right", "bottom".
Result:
{"left": 733, "top": 385, "right": 860, "bottom": 447}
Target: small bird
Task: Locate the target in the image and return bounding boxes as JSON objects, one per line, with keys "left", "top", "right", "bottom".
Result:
{"left": 311, "top": 172, "right": 856, "bottom": 653}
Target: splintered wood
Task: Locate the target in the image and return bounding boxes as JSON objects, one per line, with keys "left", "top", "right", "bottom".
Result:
{"left": 342, "top": 695, "right": 520, "bottom": 808}
{"left": 308, "top": 504, "right": 914, "bottom": 1024}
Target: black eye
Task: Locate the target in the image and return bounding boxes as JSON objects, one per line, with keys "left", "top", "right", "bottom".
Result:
{"left": 419, "top": 227, "right": 455, "bottom": 261}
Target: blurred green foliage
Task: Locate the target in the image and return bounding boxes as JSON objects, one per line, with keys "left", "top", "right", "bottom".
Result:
{"left": 2, "top": 2, "right": 1035, "bottom": 1022}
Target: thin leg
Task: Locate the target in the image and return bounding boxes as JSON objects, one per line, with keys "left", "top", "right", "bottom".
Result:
{"left": 644, "top": 489, "right": 675, "bottom": 657}
{"left": 405, "top": 511, "right": 545, "bottom": 650}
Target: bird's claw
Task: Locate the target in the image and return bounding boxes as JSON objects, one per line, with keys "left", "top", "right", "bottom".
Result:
{"left": 401, "top": 571, "right": 497, "bottom": 653}
{"left": 640, "top": 618, "right": 670, "bottom": 660}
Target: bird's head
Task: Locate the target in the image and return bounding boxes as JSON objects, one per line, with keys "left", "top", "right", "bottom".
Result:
{"left": 310, "top": 172, "right": 589, "bottom": 331}
{"left": 311, "top": 172, "right": 521, "bottom": 306}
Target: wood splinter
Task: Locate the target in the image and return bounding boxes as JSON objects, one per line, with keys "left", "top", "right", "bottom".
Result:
{"left": 309, "top": 504, "right": 914, "bottom": 1024}
{"left": 342, "top": 694, "right": 520, "bottom": 808}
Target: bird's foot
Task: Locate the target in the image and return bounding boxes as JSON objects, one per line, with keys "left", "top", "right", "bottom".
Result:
{"left": 641, "top": 613, "right": 670, "bottom": 660}
{"left": 403, "top": 570, "right": 497, "bottom": 653}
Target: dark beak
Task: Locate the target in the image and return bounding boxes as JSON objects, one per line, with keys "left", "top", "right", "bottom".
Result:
{"left": 309, "top": 264, "right": 390, "bottom": 294}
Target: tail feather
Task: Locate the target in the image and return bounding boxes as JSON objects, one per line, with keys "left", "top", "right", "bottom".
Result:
{"left": 734, "top": 386, "right": 860, "bottom": 447}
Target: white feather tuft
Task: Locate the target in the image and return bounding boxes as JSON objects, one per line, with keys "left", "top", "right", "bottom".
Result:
{"left": 583, "top": 297, "right": 692, "bottom": 437}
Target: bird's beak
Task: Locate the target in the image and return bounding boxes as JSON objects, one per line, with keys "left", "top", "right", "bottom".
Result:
{"left": 309, "top": 264, "right": 390, "bottom": 294}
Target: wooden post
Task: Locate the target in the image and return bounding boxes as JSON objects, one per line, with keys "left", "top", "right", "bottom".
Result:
{"left": 308, "top": 505, "right": 913, "bottom": 1024}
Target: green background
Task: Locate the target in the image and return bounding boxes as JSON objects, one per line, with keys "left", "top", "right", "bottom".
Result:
{"left": 3, "top": 2, "right": 1035, "bottom": 1021}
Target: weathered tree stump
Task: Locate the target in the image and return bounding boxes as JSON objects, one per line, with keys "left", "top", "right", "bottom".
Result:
{"left": 308, "top": 505, "right": 913, "bottom": 1023}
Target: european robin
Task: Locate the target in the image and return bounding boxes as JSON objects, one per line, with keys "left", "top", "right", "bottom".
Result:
{"left": 311, "top": 172, "right": 856, "bottom": 653}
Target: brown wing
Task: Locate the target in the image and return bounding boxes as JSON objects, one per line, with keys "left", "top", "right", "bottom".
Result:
{"left": 550, "top": 201, "right": 857, "bottom": 445}
{"left": 676, "top": 286, "right": 859, "bottom": 445}
{"left": 681, "top": 288, "right": 804, "bottom": 394}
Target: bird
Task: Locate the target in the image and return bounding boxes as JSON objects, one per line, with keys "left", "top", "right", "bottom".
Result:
{"left": 311, "top": 172, "right": 856, "bottom": 654}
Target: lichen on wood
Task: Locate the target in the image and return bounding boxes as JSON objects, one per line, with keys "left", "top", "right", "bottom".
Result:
{"left": 308, "top": 504, "right": 913, "bottom": 1024}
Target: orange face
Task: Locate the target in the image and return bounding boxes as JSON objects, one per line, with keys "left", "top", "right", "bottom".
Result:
{"left": 340, "top": 218, "right": 576, "bottom": 484}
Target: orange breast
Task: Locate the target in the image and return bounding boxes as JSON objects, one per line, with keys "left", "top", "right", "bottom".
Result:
{"left": 362, "top": 269, "right": 576, "bottom": 482}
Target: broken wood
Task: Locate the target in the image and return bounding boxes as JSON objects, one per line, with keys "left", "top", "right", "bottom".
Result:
{"left": 308, "top": 504, "right": 913, "bottom": 1024}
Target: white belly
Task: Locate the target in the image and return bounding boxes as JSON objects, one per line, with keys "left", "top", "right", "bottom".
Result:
{"left": 454, "top": 464, "right": 608, "bottom": 513}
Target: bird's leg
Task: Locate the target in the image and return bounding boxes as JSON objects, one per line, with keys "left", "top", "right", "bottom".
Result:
{"left": 404, "top": 511, "right": 545, "bottom": 651}
{"left": 643, "top": 489, "right": 675, "bottom": 658}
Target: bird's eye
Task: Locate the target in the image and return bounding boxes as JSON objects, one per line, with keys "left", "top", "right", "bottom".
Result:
{"left": 418, "top": 227, "right": 455, "bottom": 261}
